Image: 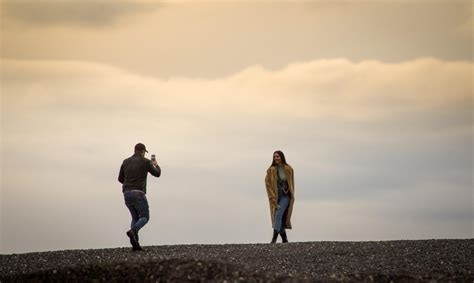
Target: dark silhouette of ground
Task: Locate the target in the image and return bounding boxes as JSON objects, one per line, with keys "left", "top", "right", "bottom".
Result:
{"left": 1, "top": 239, "right": 473, "bottom": 282}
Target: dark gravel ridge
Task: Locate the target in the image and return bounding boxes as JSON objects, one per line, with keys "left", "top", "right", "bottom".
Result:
{"left": 1, "top": 239, "right": 473, "bottom": 282}
{"left": 0, "top": 258, "right": 291, "bottom": 282}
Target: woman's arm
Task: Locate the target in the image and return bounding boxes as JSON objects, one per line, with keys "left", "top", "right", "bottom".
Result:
{"left": 265, "top": 169, "right": 278, "bottom": 207}
{"left": 291, "top": 168, "right": 295, "bottom": 192}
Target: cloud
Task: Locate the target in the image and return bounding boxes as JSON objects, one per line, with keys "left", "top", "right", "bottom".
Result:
{"left": 1, "top": 57, "right": 472, "bottom": 253}
{"left": 0, "top": 1, "right": 161, "bottom": 27}
{"left": 1, "top": 1, "right": 471, "bottom": 80}
{"left": 455, "top": 9, "right": 474, "bottom": 39}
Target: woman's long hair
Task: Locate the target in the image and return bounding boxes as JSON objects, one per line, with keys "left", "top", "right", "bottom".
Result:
{"left": 271, "top": 150, "right": 287, "bottom": 167}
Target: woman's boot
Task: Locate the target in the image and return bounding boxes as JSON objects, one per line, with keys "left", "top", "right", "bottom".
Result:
{"left": 271, "top": 229, "right": 279, "bottom": 243}
{"left": 280, "top": 229, "right": 288, "bottom": 243}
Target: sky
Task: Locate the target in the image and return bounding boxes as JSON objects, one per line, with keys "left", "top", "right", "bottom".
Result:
{"left": 0, "top": 0, "right": 472, "bottom": 254}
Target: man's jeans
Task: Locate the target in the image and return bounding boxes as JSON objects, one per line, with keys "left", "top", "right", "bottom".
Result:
{"left": 274, "top": 192, "right": 290, "bottom": 233}
{"left": 124, "top": 190, "right": 149, "bottom": 232}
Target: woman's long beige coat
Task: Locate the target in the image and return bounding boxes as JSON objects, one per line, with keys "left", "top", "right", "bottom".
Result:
{"left": 264, "top": 164, "right": 295, "bottom": 229}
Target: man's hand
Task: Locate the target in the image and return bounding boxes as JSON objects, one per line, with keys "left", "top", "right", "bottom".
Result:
{"left": 149, "top": 158, "right": 161, "bottom": 177}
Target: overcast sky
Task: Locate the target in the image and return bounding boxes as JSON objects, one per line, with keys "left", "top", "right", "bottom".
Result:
{"left": 1, "top": 0, "right": 472, "bottom": 254}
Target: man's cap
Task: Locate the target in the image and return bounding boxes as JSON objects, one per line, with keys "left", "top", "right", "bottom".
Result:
{"left": 134, "top": 143, "right": 148, "bottom": 153}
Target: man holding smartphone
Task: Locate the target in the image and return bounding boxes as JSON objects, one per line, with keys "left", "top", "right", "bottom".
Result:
{"left": 118, "top": 143, "right": 161, "bottom": 251}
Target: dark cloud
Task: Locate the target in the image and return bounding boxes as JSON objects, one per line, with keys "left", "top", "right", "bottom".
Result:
{"left": 1, "top": 1, "right": 161, "bottom": 27}
{"left": 1, "top": 1, "right": 471, "bottom": 78}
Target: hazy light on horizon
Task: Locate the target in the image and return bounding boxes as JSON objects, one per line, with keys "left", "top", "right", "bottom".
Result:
{"left": 1, "top": 57, "right": 472, "bottom": 253}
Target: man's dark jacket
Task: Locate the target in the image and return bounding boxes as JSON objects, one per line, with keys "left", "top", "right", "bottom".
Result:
{"left": 118, "top": 153, "right": 161, "bottom": 194}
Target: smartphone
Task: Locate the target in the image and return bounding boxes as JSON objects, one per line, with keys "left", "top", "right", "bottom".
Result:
{"left": 151, "top": 154, "right": 156, "bottom": 161}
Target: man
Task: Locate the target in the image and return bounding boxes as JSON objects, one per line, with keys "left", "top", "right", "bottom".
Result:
{"left": 118, "top": 143, "right": 161, "bottom": 251}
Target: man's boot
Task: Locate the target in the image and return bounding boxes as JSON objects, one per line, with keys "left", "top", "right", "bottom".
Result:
{"left": 270, "top": 229, "right": 279, "bottom": 243}
{"left": 132, "top": 242, "right": 144, "bottom": 251}
{"left": 132, "top": 230, "right": 144, "bottom": 251}
{"left": 126, "top": 229, "right": 139, "bottom": 250}
{"left": 280, "top": 229, "right": 288, "bottom": 243}
{"left": 134, "top": 229, "right": 139, "bottom": 243}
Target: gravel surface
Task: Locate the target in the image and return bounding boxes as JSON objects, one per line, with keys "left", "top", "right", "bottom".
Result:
{"left": 1, "top": 239, "right": 473, "bottom": 282}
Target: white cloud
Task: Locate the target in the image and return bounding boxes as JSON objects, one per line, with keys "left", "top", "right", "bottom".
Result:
{"left": 1, "top": 57, "right": 472, "bottom": 253}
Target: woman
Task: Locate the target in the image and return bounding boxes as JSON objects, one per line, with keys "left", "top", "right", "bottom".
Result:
{"left": 265, "top": 150, "right": 295, "bottom": 243}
